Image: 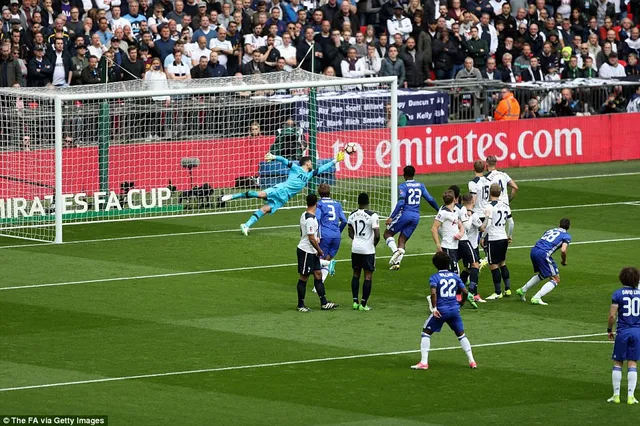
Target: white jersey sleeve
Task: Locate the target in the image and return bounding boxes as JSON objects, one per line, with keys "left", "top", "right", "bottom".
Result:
{"left": 297, "top": 212, "right": 319, "bottom": 254}
{"left": 436, "top": 206, "right": 460, "bottom": 249}
{"left": 483, "top": 201, "right": 511, "bottom": 241}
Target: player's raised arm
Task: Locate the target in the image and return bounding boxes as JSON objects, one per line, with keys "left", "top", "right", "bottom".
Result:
{"left": 265, "top": 152, "right": 293, "bottom": 167}
{"left": 312, "top": 150, "right": 346, "bottom": 176}
{"left": 421, "top": 184, "right": 440, "bottom": 211}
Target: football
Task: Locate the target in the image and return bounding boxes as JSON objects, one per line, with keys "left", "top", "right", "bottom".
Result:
{"left": 344, "top": 142, "right": 357, "bottom": 155}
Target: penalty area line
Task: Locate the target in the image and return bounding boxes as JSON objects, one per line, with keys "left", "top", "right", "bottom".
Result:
{"left": 2, "top": 236, "right": 640, "bottom": 292}
{"left": 0, "top": 332, "right": 605, "bottom": 393}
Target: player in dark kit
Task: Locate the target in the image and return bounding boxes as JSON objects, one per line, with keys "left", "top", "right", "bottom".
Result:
{"left": 607, "top": 266, "right": 640, "bottom": 404}
{"left": 411, "top": 251, "right": 478, "bottom": 370}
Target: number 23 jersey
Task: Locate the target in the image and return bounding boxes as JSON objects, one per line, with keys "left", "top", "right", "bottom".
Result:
{"left": 348, "top": 209, "right": 379, "bottom": 255}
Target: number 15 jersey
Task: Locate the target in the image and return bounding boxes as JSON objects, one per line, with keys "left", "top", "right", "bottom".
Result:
{"left": 348, "top": 209, "right": 379, "bottom": 255}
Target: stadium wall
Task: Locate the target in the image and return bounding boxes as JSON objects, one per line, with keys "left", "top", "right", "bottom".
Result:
{"left": 0, "top": 113, "right": 638, "bottom": 199}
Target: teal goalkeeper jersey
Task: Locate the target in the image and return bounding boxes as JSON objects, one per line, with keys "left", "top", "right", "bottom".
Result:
{"left": 274, "top": 156, "right": 335, "bottom": 199}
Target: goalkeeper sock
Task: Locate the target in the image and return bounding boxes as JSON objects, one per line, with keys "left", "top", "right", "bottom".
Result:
{"left": 629, "top": 367, "right": 638, "bottom": 397}
{"left": 351, "top": 276, "right": 359, "bottom": 303}
{"left": 522, "top": 275, "right": 542, "bottom": 292}
{"left": 245, "top": 209, "right": 265, "bottom": 228}
{"left": 321, "top": 267, "right": 329, "bottom": 283}
{"left": 420, "top": 333, "right": 431, "bottom": 364}
{"left": 613, "top": 366, "right": 622, "bottom": 396}
{"left": 231, "top": 190, "right": 259, "bottom": 200}
{"left": 361, "top": 279, "right": 372, "bottom": 307}
{"left": 533, "top": 281, "right": 556, "bottom": 299}
{"left": 386, "top": 237, "right": 397, "bottom": 253}
{"left": 458, "top": 334, "right": 475, "bottom": 363}
{"left": 297, "top": 280, "right": 306, "bottom": 308}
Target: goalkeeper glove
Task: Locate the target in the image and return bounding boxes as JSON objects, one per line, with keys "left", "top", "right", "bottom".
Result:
{"left": 467, "top": 293, "right": 478, "bottom": 309}
{"left": 264, "top": 152, "right": 276, "bottom": 162}
{"left": 335, "top": 150, "right": 345, "bottom": 163}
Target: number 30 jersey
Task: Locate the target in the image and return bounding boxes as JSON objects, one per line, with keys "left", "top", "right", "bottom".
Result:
{"left": 612, "top": 287, "right": 640, "bottom": 332}
{"left": 483, "top": 200, "right": 512, "bottom": 241}
{"left": 348, "top": 209, "right": 379, "bottom": 255}
{"left": 430, "top": 271, "right": 466, "bottom": 313}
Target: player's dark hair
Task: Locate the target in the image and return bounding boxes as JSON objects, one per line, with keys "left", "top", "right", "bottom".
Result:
{"left": 358, "top": 192, "right": 369, "bottom": 206}
{"left": 432, "top": 251, "right": 451, "bottom": 270}
{"left": 299, "top": 156, "right": 312, "bottom": 167}
{"left": 559, "top": 218, "right": 570, "bottom": 230}
{"left": 318, "top": 183, "right": 330, "bottom": 198}
{"left": 489, "top": 183, "right": 501, "bottom": 197}
{"left": 306, "top": 193, "right": 318, "bottom": 207}
{"left": 442, "top": 190, "right": 455, "bottom": 205}
{"left": 462, "top": 193, "right": 474, "bottom": 204}
{"left": 473, "top": 160, "right": 485, "bottom": 173}
{"left": 448, "top": 185, "right": 461, "bottom": 203}
{"left": 486, "top": 155, "right": 497, "bottom": 166}
{"left": 403, "top": 165, "right": 416, "bottom": 179}
{"left": 619, "top": 267, "right": 640, "bottom": 288}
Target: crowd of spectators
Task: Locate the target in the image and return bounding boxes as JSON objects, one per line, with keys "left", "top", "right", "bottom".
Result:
{"left": 0, "top": 0, "right": 639, "bottom": 89}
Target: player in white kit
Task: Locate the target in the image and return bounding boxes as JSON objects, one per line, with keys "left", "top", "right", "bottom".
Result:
{"left": 431, "top": 190, "right": 465, "bottom": 274}
{"left": 484, "top": 155, "right": 519, "bottom": 205}
{"left": 348, "top": 193, "right": 380, "bottom": 311}
{"left": 295, "top": 194, "right": 339, "bottom": 312}
{"left": 459, "top": 193, "right": 485, "bottom": 302}
{"left": 481, "top": 184, "right": 515, "bottom": 300}
{"left": 468, "top": 160, "right": 491, "bottom": 269}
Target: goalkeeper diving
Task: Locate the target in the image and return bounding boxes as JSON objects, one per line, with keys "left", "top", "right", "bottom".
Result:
{"left": 221, "top": 151, "right": 346, "bottom": 235}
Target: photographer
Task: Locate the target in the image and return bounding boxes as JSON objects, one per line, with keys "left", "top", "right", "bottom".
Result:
{"left": 552, "top": 88, "right": 585, "bottom": 117}
{"left": 599, "top": 87, "right": 626, "bottom": 114}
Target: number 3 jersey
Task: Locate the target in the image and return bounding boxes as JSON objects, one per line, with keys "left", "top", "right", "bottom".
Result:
{"left": 430, "top": 271, "right": 465, "bottom": 313}
{"left": 483, "top": 200, "right": 512, "bottom": 241}
{"left": 347, "top": 209, "right": 379, "bottom": 255}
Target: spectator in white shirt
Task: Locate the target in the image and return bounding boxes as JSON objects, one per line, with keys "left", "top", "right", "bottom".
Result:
{"left": 276, "top": 32, "right": 297, "bottom": 71}
{"left": 109, "top": 6, "right": 129, "bottom": 31}
{"left": 598, "top": 52, "right": 626, "bottom": 78}
{"left": 189, "top": 36, "right": 211, "bottom": 66}
{"left": 149, "top": 4, "right": 169, "bottom": 35}
{"left": 209, "top": 27, "right": 234, "bottom": 67}
{"left": 165, "top": 50, "right": 191, "bottom": 81}
{"left": 88, "top": 33, "right": 107, "bottom": 60}
{"left": 387, "top": 3, "right": 413, "bottom": 41}
{"left": 341, "top": 46, "right": 367, "bottom": 78}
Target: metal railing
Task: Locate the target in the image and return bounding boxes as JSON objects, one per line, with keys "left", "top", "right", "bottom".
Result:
{"left": 428, "top": 77, "right": 640, "bottom": 122}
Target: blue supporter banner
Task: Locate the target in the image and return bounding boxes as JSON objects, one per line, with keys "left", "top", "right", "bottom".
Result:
{"left": 269, "top": 89, "right": 449, "bottom": 132}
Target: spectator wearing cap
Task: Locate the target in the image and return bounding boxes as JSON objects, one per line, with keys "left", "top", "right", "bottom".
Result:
{"left": 190, "top": 54, "right": 213, "bottom": 78}
{"left": 207, "top": 51, "right": 227, "bottom": 77}
{"left": 108, "top": 37, "right": 126, "bottom": 67}
{"left": 149, "top": 3, "right": 169, "bottom": 35}
{"left": 8, "top": 0, "right": 23, "bottom": 29}
{"left": 70, "top": 42, "right": 87, "bottom": 85}
{"left": 598, "top": 52, "right": 626, "bottom": 78}
{"left": 387, "top": 3, "right": 412, "bottom": 42}
{"left": 46, "top": 37, "right": 72, "bottom": 86}
{"left": 27, "top": 44, "right": 52, "bottom": 86}
{"left": 124, "top": 1, "right": 148, "bottom": 35}
{"left": 192, "top": 1, "right": 210, "bottom": 29}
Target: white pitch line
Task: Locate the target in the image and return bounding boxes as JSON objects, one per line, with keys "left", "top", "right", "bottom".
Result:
{"left": 1, "top": 200, "right": 637, "bottom": 250}
{"left": 516, "top": 171, "right": 640, "bottom": 182}
{"left": 542, "top": 340, "right": 612, "bottom": 344}
{"left": 2, "top": 236, "right": 640, "bottom": 292}
{"left": 0, "top": 332, "right": 606, "bottom": 393}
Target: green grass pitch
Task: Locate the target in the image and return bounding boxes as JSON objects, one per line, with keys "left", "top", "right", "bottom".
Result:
{"left": 1, "top": 161, "right": 640, "bottom": 425}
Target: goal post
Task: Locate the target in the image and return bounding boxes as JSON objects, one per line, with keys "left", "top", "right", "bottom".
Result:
{"left": 0, "top": 71, "right": 399, "bottom": 243}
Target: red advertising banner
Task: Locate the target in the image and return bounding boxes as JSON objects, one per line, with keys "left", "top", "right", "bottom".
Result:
{"left": 0, "top": 113, "right": 638, "bottom": 199}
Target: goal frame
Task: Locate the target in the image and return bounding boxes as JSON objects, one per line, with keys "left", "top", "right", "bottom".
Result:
{"left": 5, "top": 75, "right": 399, "bottom": 244}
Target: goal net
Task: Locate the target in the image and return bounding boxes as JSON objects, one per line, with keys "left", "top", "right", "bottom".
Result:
{"left": 0, "top": 70, "right": 398, "bottom": 243}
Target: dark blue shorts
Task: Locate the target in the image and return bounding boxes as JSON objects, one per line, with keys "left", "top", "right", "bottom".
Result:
{"left": 423, "top": 310, "right": 464, "bottom": 335}
{"left": 388, "top": 213, "right": 420, "bottom": 239}
{"left": 319, "top": 237, "right": 341, "bottom": 258}
{"left": 612, "top": 331, "right": 640, "bottom": 362}
{"left": 530, "top": 247, "right": 558, "bottom": 279}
